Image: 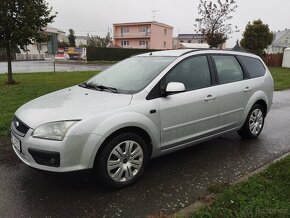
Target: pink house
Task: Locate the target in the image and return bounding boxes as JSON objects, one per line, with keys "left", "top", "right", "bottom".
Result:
{"left": 113, "top": 21, "right": 173, "bottom": 50}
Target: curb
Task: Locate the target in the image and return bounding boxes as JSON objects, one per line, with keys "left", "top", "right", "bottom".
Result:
{"left": 173, "top": 151, "right": 290, "bottom": 218}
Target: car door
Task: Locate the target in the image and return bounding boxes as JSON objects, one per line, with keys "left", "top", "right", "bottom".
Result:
{"left": 211, "top": 55, "right": 252, "bottom": 130}
{"left": 158, "top": 55, "right": 220, "bottom": 151}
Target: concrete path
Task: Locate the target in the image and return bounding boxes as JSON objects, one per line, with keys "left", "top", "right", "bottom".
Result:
{"left": 0, "top": 61, "right": 109, "bottom": 74}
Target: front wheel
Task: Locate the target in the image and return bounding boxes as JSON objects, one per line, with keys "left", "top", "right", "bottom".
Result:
{"left": 238, "top": 104, "right": 265, "bottom": 139}
{"left": 96, "top": 132, "right": 149, "bottom": 188}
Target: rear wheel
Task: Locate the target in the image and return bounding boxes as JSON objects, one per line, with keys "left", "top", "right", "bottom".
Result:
{"left": 96, "top": 132, "right": 149, "bottom": 188}
{"left": 238, "top": 104, "right": 265, "bottom": 139}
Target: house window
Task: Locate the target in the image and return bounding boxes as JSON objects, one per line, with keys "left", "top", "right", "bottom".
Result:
{"left": 163, "top": 41, "right": 166, "bottom": 48}
{"left": 121, "top": 40, "right": 129, "bottom": 46}
{"left": 140, "top": 27, "right": 147, "bottom": 33}
{"left": 180, "top": 40, "right": 184, "bottom": 43}
{"left": 188, "top": 40, "right": 192, "bottom": 43}
{"left": 164, "top": 29, "right": 167, "bottom": 36}
{"left": 139, "top": 40, "right": 148, "bottom": 46}
{"left": 121, "top": 27, "right": 129, "bottom": 34}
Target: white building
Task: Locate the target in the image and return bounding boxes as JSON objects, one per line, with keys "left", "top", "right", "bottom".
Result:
{"left": 17, "top": 25, "right": 65, "bottom": 60}
{"left": 173, "top": 34, "right": 207, "bottom": 49}
{"left": 75, "top": 36, "right": 88, "bottom": 47}
{"left": 266, "top": 29, "right": 290, "bottom": 54}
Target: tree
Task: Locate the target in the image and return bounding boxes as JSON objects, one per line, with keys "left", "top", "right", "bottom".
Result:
{"left": 58, "top": 41, "right": 70, "bottom": 48}
{"left": 240, "top": 19, "right": 274, "bottom": 57}
{"left": 195, "top": 0, "right": 238, "bottom": 48}
{"left": 78, "top": 42, "right": 86, "bottom": 48}
{"left": 87, "top": 34, "right": 98, "bottom": 47}
{"left": 68, "top": 29, "right": 76, "bottom": 47}
{"left": 0, "top": 0, "right": 56, "bottom": 84}
{"left": 103, "top": 32, "right": 112, "bottom": 47}
{"left": 86, "top": 32, "right": 112, "bottom": 48}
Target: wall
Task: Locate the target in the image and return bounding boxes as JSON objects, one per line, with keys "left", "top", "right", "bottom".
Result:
{"left": 113, "top": 24, "right": 151, "bottom": 48}
{"left": 150, "top": 24, "right": 173, "bottom": 50}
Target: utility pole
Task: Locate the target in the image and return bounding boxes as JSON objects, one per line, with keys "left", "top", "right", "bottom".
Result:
{"left": 151, "top": 10, "right": 160, "bottom": 21}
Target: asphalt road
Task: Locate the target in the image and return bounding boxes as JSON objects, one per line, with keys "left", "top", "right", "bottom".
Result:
{"left": 1, "top": 90, "right": 290, "bottom": 217}
{"left": 0, "top": 61, "right": 108, "bottom": 74}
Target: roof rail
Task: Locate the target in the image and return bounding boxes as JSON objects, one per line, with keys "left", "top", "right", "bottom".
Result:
{"left": 180, "top": 48, "right": 253, "bottom": 56}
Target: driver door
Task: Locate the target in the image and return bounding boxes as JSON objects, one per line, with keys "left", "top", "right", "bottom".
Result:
{"left": 158, "top": 55, "right": 220, "bottom": 151}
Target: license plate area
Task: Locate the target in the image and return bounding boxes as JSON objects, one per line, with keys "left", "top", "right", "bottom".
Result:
{"left": 12, "top": 133, "right": 22, "bottom": 153}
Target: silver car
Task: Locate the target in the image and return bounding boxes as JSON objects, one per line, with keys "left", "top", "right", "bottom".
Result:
{"left": 11, "top": 49, "right": 274, "bottom": 188}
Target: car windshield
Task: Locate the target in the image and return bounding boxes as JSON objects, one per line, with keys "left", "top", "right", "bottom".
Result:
{"left": 86, "top": 56, "right": 176, "bottom": 94}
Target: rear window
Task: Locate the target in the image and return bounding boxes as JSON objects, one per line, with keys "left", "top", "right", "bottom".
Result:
{"left": 238, "top": 56, "right": 266, "bottom": 78}
{"left": 212, "top": 55, "right": 244, "bottom": 84}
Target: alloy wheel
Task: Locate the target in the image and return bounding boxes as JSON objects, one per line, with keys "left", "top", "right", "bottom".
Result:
{"left": 249, "top": 108, "right": 264, "bottom": 135}
{"left": 107, "top": 140, "right": 144, "bottom": 182}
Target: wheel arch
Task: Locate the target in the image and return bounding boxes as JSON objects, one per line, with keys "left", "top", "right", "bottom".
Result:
{"left": 93, "top": 126, "right": 153, "bottom": 167}
{"left": 254, "top": 99, "right": 267, "bottom": 117}
{"left": 239, "top": 91, "right": 269, "bottom": 130}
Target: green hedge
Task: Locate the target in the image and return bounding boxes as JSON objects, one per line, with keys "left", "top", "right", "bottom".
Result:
{"left": 87, "top": 47, "right": 158, "bottom": 61}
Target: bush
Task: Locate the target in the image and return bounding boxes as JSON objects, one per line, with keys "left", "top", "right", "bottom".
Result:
{"left": 87, "top": 47, "right": 158, "bottom": 61}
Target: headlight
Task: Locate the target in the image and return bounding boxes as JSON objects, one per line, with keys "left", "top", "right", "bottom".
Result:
{"left": 32, "top": 121, "right": 79, "bottom": 141}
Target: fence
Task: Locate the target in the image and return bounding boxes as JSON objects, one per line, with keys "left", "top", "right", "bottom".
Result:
{"left": 262, "top": 53, "right": 284, "bottom": 67}
{"left": 15, "top": 53, "right": 53, "bottom": 61}
{"left": 0, "top": 49, "right": 15, "bottom": 61}
{"left": 87, "top": 47, "right": 158, "bottom": 61}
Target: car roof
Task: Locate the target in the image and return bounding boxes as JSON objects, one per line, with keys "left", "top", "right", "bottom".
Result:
{"left": 137, "top": 49, "right": 197, "bottom": 57}
{"left": 137, "top": 49, "right": 256, "bottom": 58}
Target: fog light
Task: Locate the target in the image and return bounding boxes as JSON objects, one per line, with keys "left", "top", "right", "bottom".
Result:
{"left": 28, "top": 148, "right": 60, "bottom": 167}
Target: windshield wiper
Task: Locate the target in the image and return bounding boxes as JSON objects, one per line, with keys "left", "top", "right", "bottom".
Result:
{"left": 95, "top": 84, "right": 118, "bottom": 93}
{"left": 79, "top": 82, "right": 99, "bottom": 90}
{"left": 79, "top": 82, "right": 118, "bottom": 93}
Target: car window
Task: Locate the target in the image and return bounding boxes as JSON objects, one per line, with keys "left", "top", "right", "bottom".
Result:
{"left": 212, "top": 55, "right": 244, "bottom": 84}
{"left": 164, "top": 55, "right": 211, "bottom": 91}
{"left": 238, "top": 56, "right": 266, "bottom": 78}
{"left": 87, "top": 56, "right": 176, "bottom": 94}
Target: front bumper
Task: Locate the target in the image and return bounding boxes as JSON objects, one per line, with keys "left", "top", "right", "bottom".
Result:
{"left": 11, "top": 128, "right": 105, "bottom": 172}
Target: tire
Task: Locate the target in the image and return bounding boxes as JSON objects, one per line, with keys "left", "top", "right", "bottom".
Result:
{"left": 238, "top": 104, "right": 265, "bottom": 139}
{"left": 96, "top": 132, "right": 149, "bottom": 188}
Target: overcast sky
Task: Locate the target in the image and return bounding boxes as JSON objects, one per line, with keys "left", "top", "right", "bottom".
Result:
{"left": 46, "top": 0, "right": 290, "bottom": 47}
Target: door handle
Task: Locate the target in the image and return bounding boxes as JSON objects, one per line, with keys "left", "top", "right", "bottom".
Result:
{"left": 205, "top": 95, "right": 215, "bottom": 101}
{"left": 244, "top": 87, "right": 252, "bottom": 92}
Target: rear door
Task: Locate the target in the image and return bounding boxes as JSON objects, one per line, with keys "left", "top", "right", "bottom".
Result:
{"left": 211, "top": 55, "right": 252, "bottom": 129}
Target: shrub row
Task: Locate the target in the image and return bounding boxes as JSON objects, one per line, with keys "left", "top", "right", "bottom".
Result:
{"left": 87, "top": 47, "right": 158, "bottom": 61}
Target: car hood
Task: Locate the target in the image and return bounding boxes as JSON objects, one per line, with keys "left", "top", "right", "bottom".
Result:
{"left": 15, "top": 85, "right": 133, "bottom": 128}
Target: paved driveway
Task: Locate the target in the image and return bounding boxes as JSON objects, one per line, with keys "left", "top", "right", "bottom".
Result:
{"left": 0, "top": 61, "right": 109, "bottom": 74}
{"left": 0, "top": 90, "right": 290, "bottom": 217}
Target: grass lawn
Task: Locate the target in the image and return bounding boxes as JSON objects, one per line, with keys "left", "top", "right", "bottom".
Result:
{"left": 269, "top": 67, "right": 290, "bottom": 91}
{"left": 0, "top": 71, "right": 98, "bottom": 136}
{"left": 191, "top": 155, "right": 290, "bottom": 217}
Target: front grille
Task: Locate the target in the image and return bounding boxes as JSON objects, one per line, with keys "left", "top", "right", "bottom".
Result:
{"left": 12, "top": 116, "right": 30, "bottom": 136}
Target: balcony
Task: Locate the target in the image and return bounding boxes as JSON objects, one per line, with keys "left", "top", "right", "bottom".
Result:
{"left": 114, "top": 32, "right": 151, "bottom": 39}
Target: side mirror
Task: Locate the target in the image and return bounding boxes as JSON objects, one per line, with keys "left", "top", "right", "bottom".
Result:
{"left": 164, "top": 82, "right": 185, "bottom": 95}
